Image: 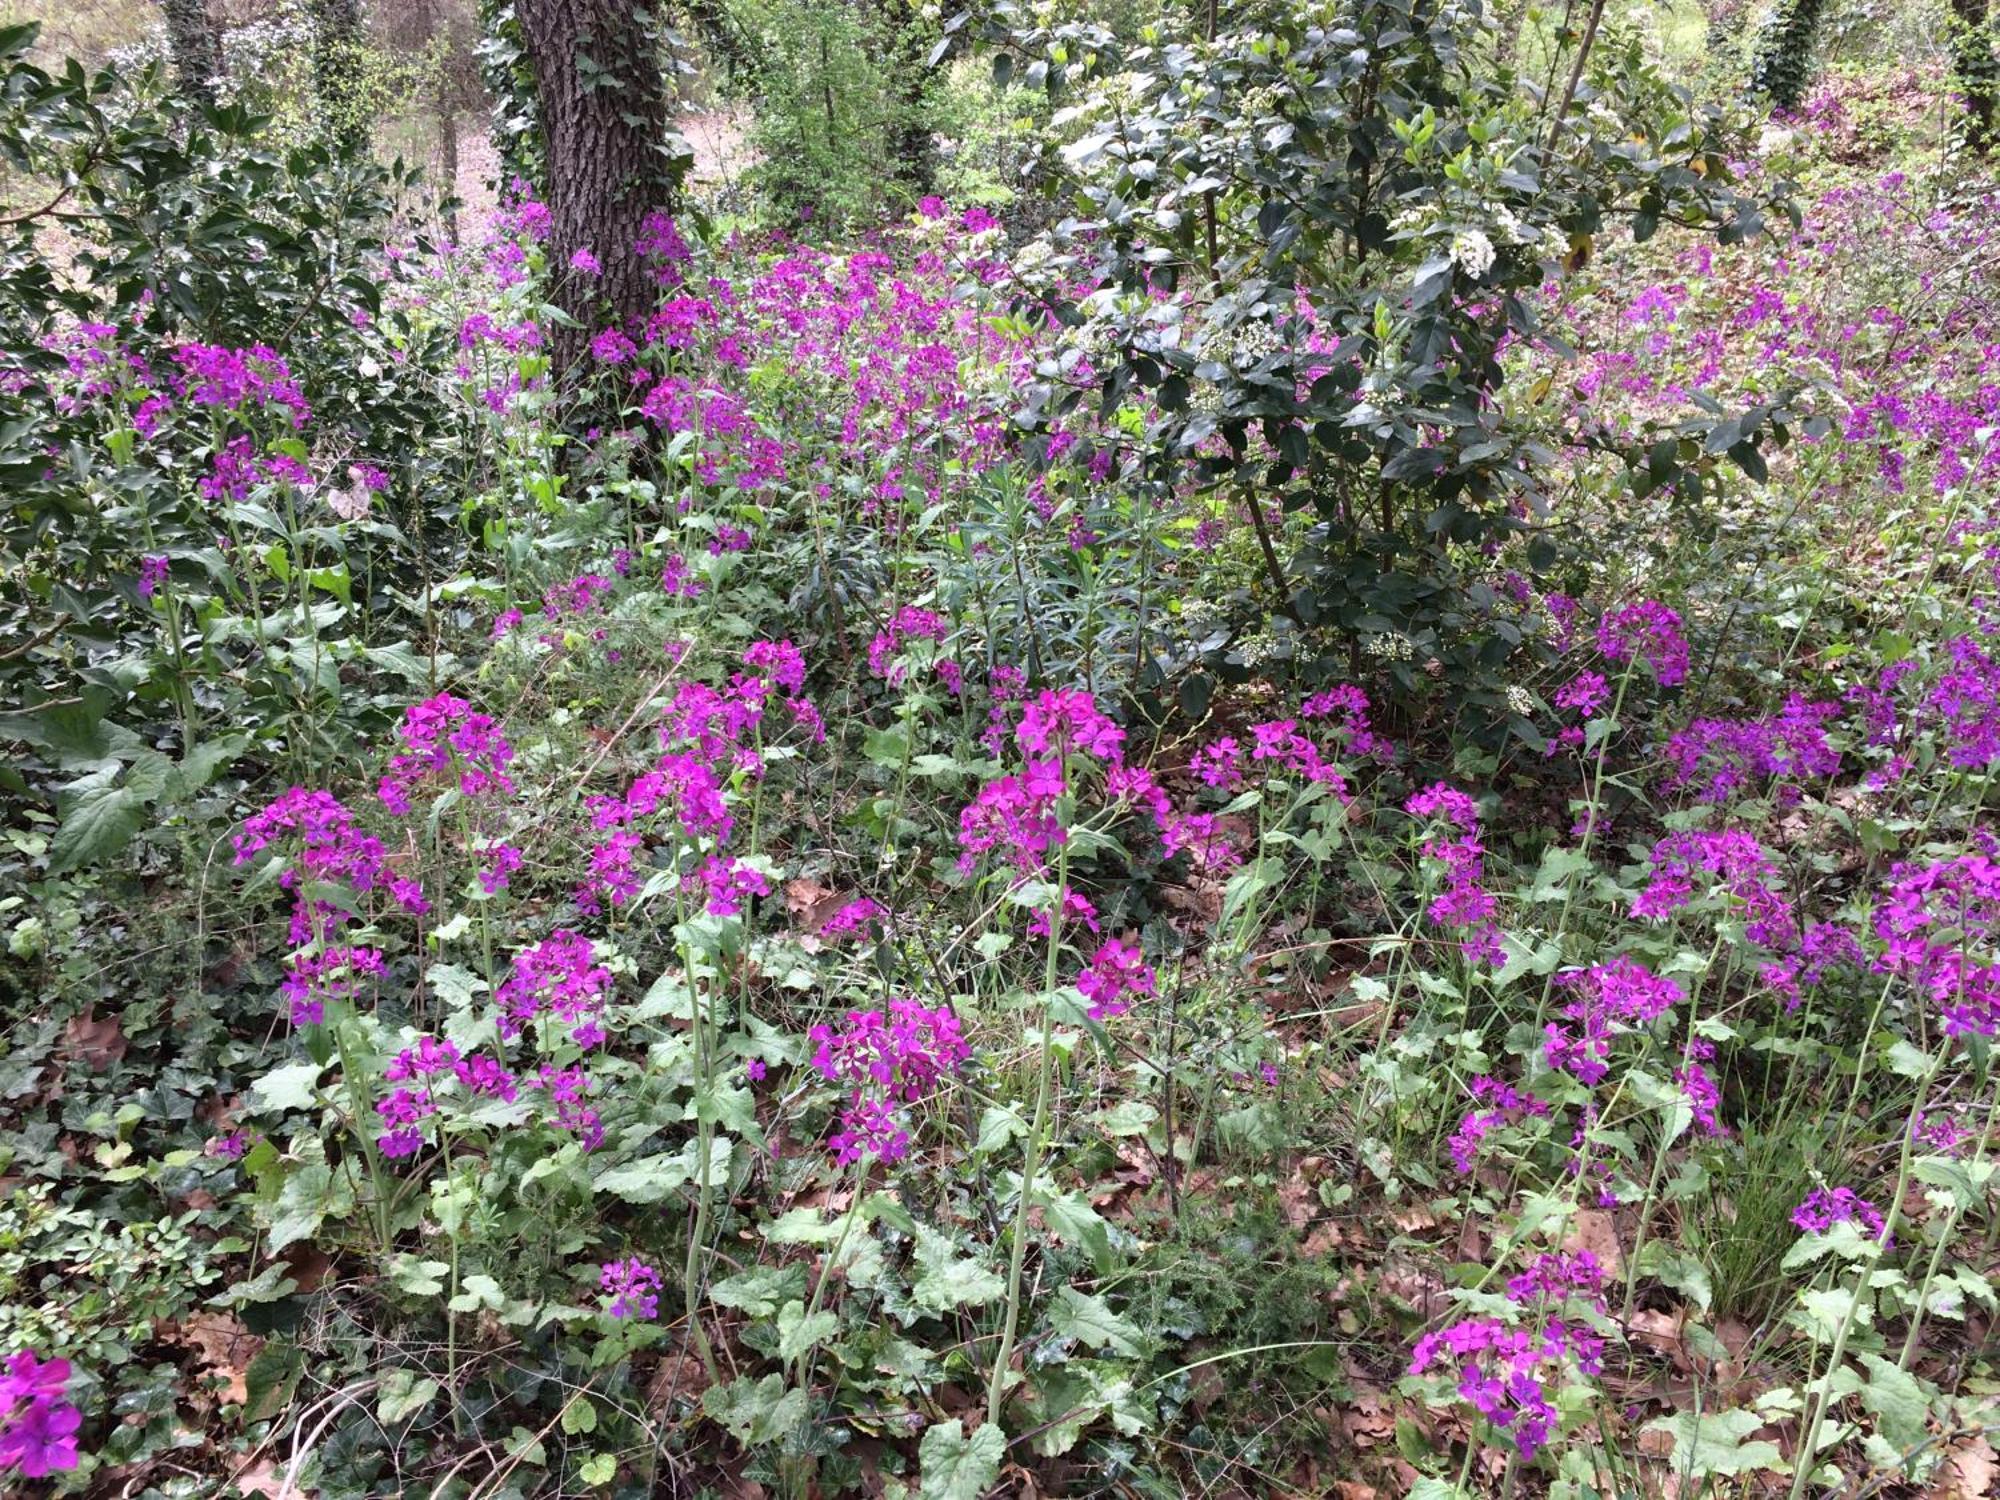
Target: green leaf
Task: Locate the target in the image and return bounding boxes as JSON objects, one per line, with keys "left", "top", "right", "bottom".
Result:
{"left": 49, "top": 765, "right": 149, "bottom": 872}
{"left": 1048, "top": 1287, "right": 1143, "bottom": 1357}
{"left": 1854, "top": 1352, "right": 1930, "bottom": 1452}
{"left": 449, "top": 1274, "right": 505, "bottom": 1312}
{"left": 242, "top": 1341, "right": 304, "bottom": 1424}
{"left": 378, "top": 1369, "right": 441, "bottom": 1426}
{"left": 388, "top": 1256, "right": 451, "bottom": 1297}
{"left": 975, "top": 1104, "right": 1026, "bottom": 1153}
{"left": 776, "top": 1299, "right": 840, "bottom": 1361}
{"left": 560, "top": 1395, "right": 599, "bottom": 1435}
{"left": 1641, "top": 1408, "right": 1787, "bottom": 1479}
{"left": 912, "top": 1226, "right": 1004, "bottom": 1312}
{"left": 1043, "top": 1192, "right": 1115, "bottom": 1274}
{"left": 592, "top": 1151, "right": 693, "bottom": 1205}
{"left": 250, "top": 1060, "right": 324, "bottom": 1114}
{"left": 702, "top": 1373, "right": 808, "bottom": 1445}
{"left": 577, "top": 1451, "right": 617, "bottom": 1485}
{"left": 711, "top": 1264, "right": 808, "bottom": 1318}
{"left": 918, "top": 1417, "right": 1005, "bottom": 1500}
{"left": 266, "top": 1163, "right": 330, "bottom": 1253}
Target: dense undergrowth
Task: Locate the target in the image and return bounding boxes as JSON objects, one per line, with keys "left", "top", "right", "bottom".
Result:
{"left": 3, "top": 11, "right": 2000, "bottom": 1499}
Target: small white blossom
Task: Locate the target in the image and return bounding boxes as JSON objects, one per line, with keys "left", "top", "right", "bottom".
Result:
{"left": 1449, "top": 228, "right": 1497, "bottom": 280}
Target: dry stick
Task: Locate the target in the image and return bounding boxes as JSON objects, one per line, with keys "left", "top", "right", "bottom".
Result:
{"left": 1544, "top": 0, "right": 1609, "bottom": 153}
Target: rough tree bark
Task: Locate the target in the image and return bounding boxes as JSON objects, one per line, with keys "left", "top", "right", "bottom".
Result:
{"left": 514, "top": 0, "right": 677, "bottom": 375}
{"left": 309, "top": 0, "right": 370, "bottom": 153}
{"left": 159, "top": 0, "right": 219, "bottom": 104}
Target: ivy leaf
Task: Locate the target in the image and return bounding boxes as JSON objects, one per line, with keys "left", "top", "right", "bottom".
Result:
{"left": 265, "top": 1163, "right": 330, "bottom": 1253}
{"left": 918, "top": 1417, "right": 1005, "bottom": 1500}
{"left": 241, "top": 1341, "right": 304, "bottom": 1424}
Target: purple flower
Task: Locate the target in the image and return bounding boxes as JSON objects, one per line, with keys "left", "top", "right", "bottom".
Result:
{"left": 810, "top": 999, "right": 970, "bottom": 1164}
{"left": 1544, "top": 957, "right": 1684, "bottom": 1086}
{"left": 569, "top": 247, "right": 603, "bottom": 276}
{"left": 1597, "top": 601, "right": 1689, "bottom": 687}
{"left": 0, "top": 1351, "right": 81, "bottom": 1478}
{"left": 1408, "top": 1317, "right": 1601, "bottom": 1460}
{"left": 138, "top": 553, "right": 170, "bottom": 599}
{"left": 1077, "top": 936, "right": 1154, "bottom": 1021}
{"left": 1793, "top": 1186, "right": 1890, "bottom": 1245}
{"left": 599, "top": 1258, "right": 662, "bottom": 1319}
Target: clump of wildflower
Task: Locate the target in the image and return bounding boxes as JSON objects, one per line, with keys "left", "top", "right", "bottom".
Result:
{"left": 1873, "top": 854, "right": 2000, "bottom": 1037}
{"left": 1793, "top": 1185, "right": 1890, "bottom": 1245}
{"left": 1660, "top": 694, "right": 1841, "bottom": 805}
{"left": 868, "top": 605, "right": 950, "bottom": 684}
{"left": 818, "top": 897, "right": 885, "bottom": 941}
{"left": 1408, "top": 1317, "right": 1602, "bottom": 1460}
{"left": 542, "top": 572, "right": 614, "bottom": 623}
{"left": 0, "top": 1349, "right": 82, "bottom": 1478}
{"left": 957, "top": 758, "right": 1066, "bottom": 874}
{"left": 1300, "top": 683, "right": 1392, "bottom": 758}
{"left": 1449, "top": 1076, "right": 1550, "bottom": 1173}
{"left": 1506, "top": 1251, "right": 1607, "bottom": 1310}
{"left": 1597, "top": 600, "right": 1689, "bottom": 686}
{"left": 1078, "top": 936, "right": 1154, "bottom": 1021}
{"left": 378, "top": 693, "right": 516, "bottom": 815}
{"left": 1632, "top": 829, "right": 1794, "bottom": 948}
{"left": 138, "top": 554, "right": 170, "bottom": 599}
{"left": 599, "top": 1258, "right": 662, "bottom": 1319}
{"left": 810, "top": 999, "right": 971, "bottom": 1164}
{"left": 1544, "top": 957, "right": 1684, "bottom": 1086}
{"left": 1017, "top": 688, "right": 1125, "bottom": 764}
{"left": 1929, "top": 634, "right": 2000, "bottom": 768}
{"left": 479, "top": 843, "right": 525, "bottom": 894}
{"left": 498, "top": 932, "right": 614, "bottom": 1046}
{"left": 282, "top": 944, "right": 385, "bottom": 1027}
{"left": 688, "top": 854, "right": 771, "bottom": 917}
{"left": 533, "top": 1065, "right": 604, "bottom": 1150}
{"left": 1405, "top": 784, "right": 1504, "bottom": 966}
{"left": 1028, "top": 889, "right": 1098, "bottom": 939}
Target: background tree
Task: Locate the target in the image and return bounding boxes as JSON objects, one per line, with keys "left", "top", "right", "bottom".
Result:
{"left": 1748, "top": 0, "right": 1828, "bottom": 113}
{"left": 1949, "top": 0, "right": 1999, "bottom": 149}
{"left": 310, "top": 0, "right": 371, "bottom": 151}
{"left": 513, "top": 0, "right": 689, "bottom": 373}
{"left": 158, "top": 0, "right": 218, "bottom": 103}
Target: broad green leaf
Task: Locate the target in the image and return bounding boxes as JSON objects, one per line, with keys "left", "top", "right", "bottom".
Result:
{"left": 49, "top": 766, "right": 148, "bottom": 872}
{"left": 776, "top": 1300, "right": 840, "bottom": 1361}
{"left": 378, "top": 1369, "right": 440, "bottom": 1426}
{"left": 1048, "top": 1287, "right": 1143, "bottom": 1357}
{"left": 702, "top": 1373, "right": 807, "bottom": 1445}
{"left": 592, "top": 1151, "right": 693, "bottom": 1205}
{"left": 711, "top": 1264, "right": 807, "bottom": 1318}
{"left": 918, "top": 1418, "right": 1005, "bottom": 1500}
{"left": 449, "top": 1274, "right": 505, "bottom": 1312}
{"left": 912, "top": 1226, "right": 1004, "bottom": 1312}
{"left": 1641, "top": 1408, "right": 1787, "bottom": 1480}
{"left": 250, "top": 1060, "right": 324, "bottom": 1114}
{"left": 1854, "top": 1352, "right": 1930, "bottom": 1452}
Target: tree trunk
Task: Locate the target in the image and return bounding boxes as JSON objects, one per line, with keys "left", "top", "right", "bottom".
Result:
{"left": 309, "top": 0, "right": 370, "bottom": 153}
{"left": 1951, "top": 0, "right": 1999, "bottom": 151}
{"left": 159, "top": 0, "right": 219, "bottom": 104}
{"left": 514, "top": 0, "right": 678, "bottom": 375}
{"left": 1748, "top": 0, "right": 1828, "bottom": 113}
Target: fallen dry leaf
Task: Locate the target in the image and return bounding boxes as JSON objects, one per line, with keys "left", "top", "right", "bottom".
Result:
{"left": 1927, "top": 1433, "right": 1999, "bottom": 1499}
{"left": 1565, "top": 1207, "right": 1626, "bottom": 1280}
{"left": 63, "top": 1009, "right": 127, "bottom": 1071}
{"left": 167, "top": 1311, "right": 261, "bottom": 1405}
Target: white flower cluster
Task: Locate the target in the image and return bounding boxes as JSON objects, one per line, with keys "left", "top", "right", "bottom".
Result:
{"left": 1229, "top": 322, "right": 1282, "bottom": 366}
{"left": 1449, "top": 228, "right": 1497, "bottom": 280}
{"left": 1363, "top": 632, "right": 1416, "bottom": 661}
{"left": 1505, "top": 685, "right": 1535, "bottom": 716}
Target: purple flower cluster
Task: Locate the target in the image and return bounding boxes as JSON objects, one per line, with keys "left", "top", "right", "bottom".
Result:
{"left": 1449, "top": 1077, "right": 1551, "bottom": 1173}
{"left": 1597, "top": 600, "right": 1689, "bottom": 687}
{"left": 378, "top": 693, "right": 517, "bottom": 816}
{"left": 1544, "top": 957, "right": 1684, "bottom": 1086}
{"left": 1505, "top": 1251, "right": 1607, "bottom": 1310}
{"left": 1792, "top": 1186, "right": 1890, "bottom": 1244}
{"left": 868, "top": 605, "right": 950, "bottom": 683}
{"left": 497, "top": 932, "right": 615, "bottom": 1046}
{"left": 810, "top": 999, "right": 971, "bottom": 1164}
{"left": 1409, "top": 1317, "right": 1602, "bottom": 1459}
{"left": 599, "top": 1257, "right": 662, "bottom": 1319}
{"left": 1632, "top": 829, "right": 1794, "bottom": 949}
{"left": 374, "top": 1034, "right": 520, "bottom": 1158}
{"left": 1405, "top": 784, "right": 1504, "bottom": 967}
{"left": 1660, "top": 694, "right": 1842, "bottom": 805}
{"left": 1873, "top": 854, "right": 2000, "bottom": 1037}
{"left": 0, "top": 1350, "right": 81, "bottom": 1479}
{"left": 1077, "top": 936, "right": 1154, "bottom": 1022}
